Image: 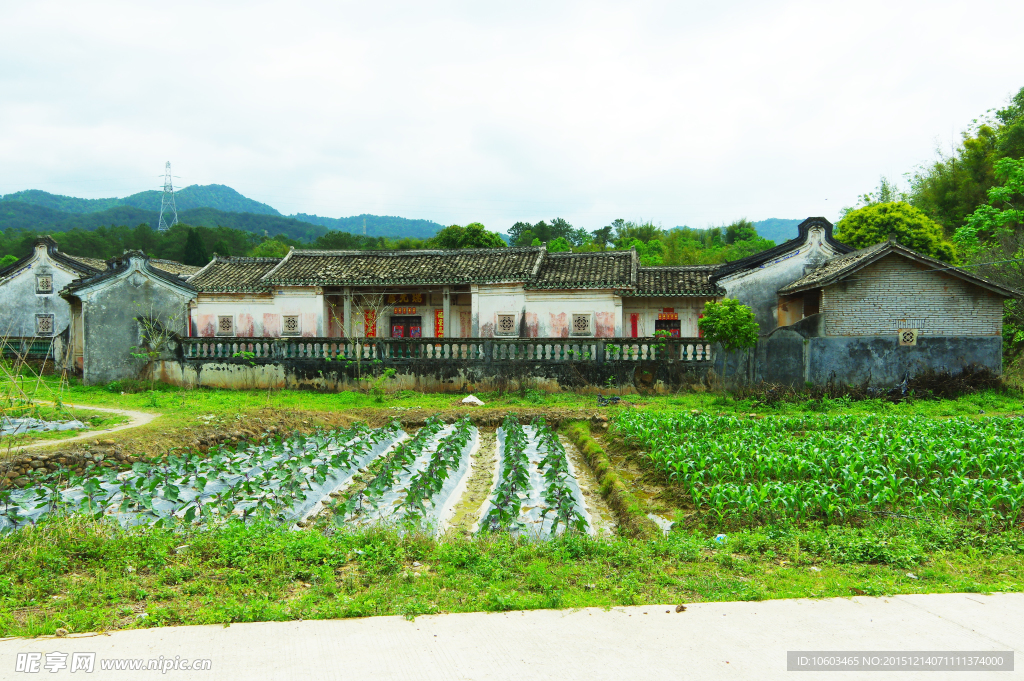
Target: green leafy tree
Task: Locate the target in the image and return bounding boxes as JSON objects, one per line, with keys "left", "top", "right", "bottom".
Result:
{"left": 590, "top": 224, "right": 614, "bottom": 249}
{"left": 211, "top": 239, "right": 232, "bottom": 257}
{"left": 182, "top": 228, "right": 210, "bottom": 266}
{"left": 835, "top": 202, "right": 956, "bottom": 262}
{"left": 0, "top": 254, "right": 17, "bottom": 268}
{"left": 724, "top": 219, "right": 758, "bottom": 244}
{"left": 248, "top": 239, "right": 290, "bottom": 258}
{"left": 428, "top": 223, "right": 506, "bottom": 249}
{"left": 547, "top": 237, "right": 572, "bottom": 252}
{"left": 956, "top": 156, "right": 1024, "bottom": 252}
{"left": 698, "top": 299, "right": 758, "bottom": 351}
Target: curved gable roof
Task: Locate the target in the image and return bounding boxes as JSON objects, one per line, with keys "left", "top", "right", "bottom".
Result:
{"left": 713, "top": 217, "right": 853, "bottom": 280}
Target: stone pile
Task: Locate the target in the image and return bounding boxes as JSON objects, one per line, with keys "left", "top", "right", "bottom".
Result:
{"left": 0, "top": 440, "right": 141, "bottom": 489}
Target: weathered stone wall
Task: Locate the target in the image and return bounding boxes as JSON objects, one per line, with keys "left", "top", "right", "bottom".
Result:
{"left": 823, "top": 255, "right": 1004, "bottom": 337}
{"left": 758, "top": 330, "right": 1004, "bottom": 387}
{"left": 158, "top": 355, "right": 713, "bottom": 395}
{"left": 71, "top": 258, "right": 195, "bottom": 385}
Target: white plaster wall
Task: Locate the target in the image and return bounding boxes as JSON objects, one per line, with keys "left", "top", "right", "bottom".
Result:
{"left": 717, "top": 225, "right": 843, "bottom": 334}
{"left": 621, "top": 297, "right": 714, "bottom": 337}
{"left": 193, "top": 288, "right": 324, "bottom": 337}
{"left": 476, "top": 284, "right": 526, "bottom": 337}
{"left": 520, "top": 290, "right": 621, "bottom": 338}
{"left": 0, "top": 245, "right": 83, "bottom": 338}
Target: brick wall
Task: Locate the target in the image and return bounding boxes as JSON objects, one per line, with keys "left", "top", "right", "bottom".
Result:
{"left": 823, "top": 254, "right": 1004, "bottom": 337}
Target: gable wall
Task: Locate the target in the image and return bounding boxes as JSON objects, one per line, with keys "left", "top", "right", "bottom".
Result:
{"left": 718, "top": 225, "right": 842, "bottom": 335}
{"left": 78, "top": 263, "right": 194, "bottom": 384}
{"left": 0, "top": 248, "right": 82, "bottom": 338}
{"left": 823, "top": 254, "right": 1004, "bottom": 337}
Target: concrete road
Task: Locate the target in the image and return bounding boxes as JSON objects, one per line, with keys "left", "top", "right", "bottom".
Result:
{"left": 1, "top": 593, "right": 1020, "bottom": 680}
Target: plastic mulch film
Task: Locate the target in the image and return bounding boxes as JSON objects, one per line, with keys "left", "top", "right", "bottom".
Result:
{"left": 0, "top": 425, "right": 405, "bottom": 533}
{"left": 474, "top": 425, "right": 593, "bottom": 539}
{"left": 343, "top": 424, "right": 478, "bottom": 533}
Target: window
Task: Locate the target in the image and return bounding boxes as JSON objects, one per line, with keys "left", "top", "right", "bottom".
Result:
{"left": 571, "top": 313, "right": 592, "bottom": 336}
{"left": 36, "top": 274, "right": 53, "bottom": 294}
{"left": 282, "top": 315, "right": 300, "bottom": 336}
{"left": 36, "top": 314, "right": 54, "bottom": 336}
{"left": 496, "top": 313, "right": 516, "bottom": 336}
{"left": 217, "top": 315, "right": 233, "bottom": 336}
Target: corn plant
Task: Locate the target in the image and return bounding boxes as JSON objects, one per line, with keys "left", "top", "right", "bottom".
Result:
{"left": 614, "top": 411, "right": 1024, "bottom": 526}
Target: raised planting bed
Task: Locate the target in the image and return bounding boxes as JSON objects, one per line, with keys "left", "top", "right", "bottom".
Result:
{"left": 476, "top": 415, "right": 591, "bottom": 538}
{"left": 340, "top": 416, "right": 478, "bottom": 534}
{"left": 0, "top": 423, "right": 404, "bottom": 533}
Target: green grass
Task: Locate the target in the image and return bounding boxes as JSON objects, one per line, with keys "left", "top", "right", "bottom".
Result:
{"left": 0, "top": 516, "right": 1021, "bottom": 638}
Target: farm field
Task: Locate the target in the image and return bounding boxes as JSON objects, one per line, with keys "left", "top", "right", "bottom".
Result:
{"left": 0, "top": 370, "right": 1023, "bottom": 638}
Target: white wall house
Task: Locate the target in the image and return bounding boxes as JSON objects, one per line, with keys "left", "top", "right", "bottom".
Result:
{"left": 186, "top": 247, "right": 732, "bottom": 341}
{"left": 0, "top": 237, "right": 105, "bottom": 352}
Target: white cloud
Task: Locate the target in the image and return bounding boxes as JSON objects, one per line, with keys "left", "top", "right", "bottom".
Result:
{"left": 1, "top": 0, "right": 1022, "bottom": 231}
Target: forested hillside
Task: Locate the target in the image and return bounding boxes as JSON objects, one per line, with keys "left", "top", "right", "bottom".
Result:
{"left": 0, "top": 185, "right": 445, "bottom": 240}
{"left": 1, "top": 184, "right": 279, "bottom": 216}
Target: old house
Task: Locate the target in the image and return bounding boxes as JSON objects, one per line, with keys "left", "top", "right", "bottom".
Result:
{"left": 61, "top": 251, "right": 197, "bottom": 385}
{"left": 0, "top": 236, "right": 198, "bottom": 366}
{"left": 0, "top": 237, "right": 105, "bottom": 360}
{"left": 762, "top": 240, "right": 1019, "bottom": 385}
{"left": 714, "top": 217, "right": 854, "bottom": 334}
{"left": 185, "top": 247, "right": 727, "bottom": 341}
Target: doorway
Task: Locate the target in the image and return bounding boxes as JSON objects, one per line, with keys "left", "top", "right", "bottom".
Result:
{"left": 390, "top": 316, "right": 422, "bottom": 338}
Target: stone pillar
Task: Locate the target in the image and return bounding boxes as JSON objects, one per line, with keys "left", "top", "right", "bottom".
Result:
{"left": 614, "top": 296, "right": 623, "bottom": 337}
{"left": 343, "top": 287, "right": 352, "bottom": 338}
{"left": 470, "top": 284, "right": 480, "bottom": 337}
{"left": 442, "top": 286, "right": 451, "bottom": 338}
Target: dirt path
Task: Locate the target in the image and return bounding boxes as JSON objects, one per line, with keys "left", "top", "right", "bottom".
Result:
{"left": 4, "top": 403, "right": 161, "bottom": 456}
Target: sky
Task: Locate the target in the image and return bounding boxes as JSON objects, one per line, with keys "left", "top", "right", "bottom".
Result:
{"left": 1, "top": 0, "right": 1023, "bottom": 233}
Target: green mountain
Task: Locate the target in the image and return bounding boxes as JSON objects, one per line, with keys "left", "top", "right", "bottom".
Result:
{"left": 1, "top": 184, "right": 280, "bottom": 216}
{"left": 0, "top": 201, "right": 326, "bottom": 242}
{"left": 753, "top": 218, "right": 803, "bottom": 244}
{"left": 0, "top": 185, "right": 446, "bottom": 241}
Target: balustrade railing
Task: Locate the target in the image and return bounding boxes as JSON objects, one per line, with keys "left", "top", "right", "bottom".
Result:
{"left": 182, "top": 336, "right": 714, "bottom": 364}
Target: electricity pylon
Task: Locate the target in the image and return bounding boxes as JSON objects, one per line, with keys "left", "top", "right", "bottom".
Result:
{"left": 157, "top": 161, "right": 179, "bottom": 232}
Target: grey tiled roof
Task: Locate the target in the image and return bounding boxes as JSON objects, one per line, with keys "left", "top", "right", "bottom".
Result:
{"left": 261, "top": 248, "right": 546, "bottom": 286}
{"left": 63, "top": 255, "right": 109, "bottom": 272}
{"left": 778, "top": 240, "right": 1022, "bottom": 297}
{"left": 526, "top": 250, "right": 637, "bottom": 290}
{"left": 625, "top": 266, "right": 725, "bottom": 297}
{"left": 150, "top": 259, "right": 202, "bottom": 277}
{"left": 188, "top": 257, "right": 283, "bottom": 292}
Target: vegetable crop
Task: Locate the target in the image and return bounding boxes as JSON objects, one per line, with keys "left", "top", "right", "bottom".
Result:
{"left": 479, "top": 415, "right": 589, "bottom": 537}
{"left": 615, "top": 411, "right": 1024, "bottom": 525}
{"left": 0, "top": 423, "right": 402, "bottom": 532}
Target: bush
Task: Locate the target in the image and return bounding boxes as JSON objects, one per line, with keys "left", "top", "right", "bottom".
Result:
{"left": 698, "top": 299, "right": 758, "bottom": 351}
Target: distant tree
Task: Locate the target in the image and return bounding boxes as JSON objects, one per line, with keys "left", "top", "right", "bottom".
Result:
{"left": 428, "top": 223, "right": 506, "bottom": 249}
{"left": 956, "top": 156, "right": 1024, "bottom": 252}
{"left": 590, "top": 224, "right": 614, "bottom": 249}
{"left": 547, "top": 237, "right": 572, "bottom": 252}
{"left": 248, "top": 239, "right": 290, "bottom": 258}
{"left": 835, "top": 202, "right": 956, "bottom": 262}
{"left": 724, "top": 219, "right": 758, "bottom": 244}
{"left": 698, "top": 299, "right": 758, "bottom": 351}
{"left": 212, "top": 239, "right": 232, "bottom": 257}
{"left": 613, "top": 220, "right": 662, "bottom": 245}
{"left": 182, "top": 228, "right": 210, "bottom": 266}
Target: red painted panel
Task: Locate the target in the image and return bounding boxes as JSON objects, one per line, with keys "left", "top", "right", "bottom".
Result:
{"left": 595, "top": 311, "right": 616, "bottom": 337}
{"left": 630, "top": 313, "right": 639, "bottom": 338}
{"left": 237, "top": 313, "right": 255, "bottom": 337}
{"left": 263, "top": 313, "right": 281, "bottom": 337}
